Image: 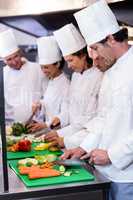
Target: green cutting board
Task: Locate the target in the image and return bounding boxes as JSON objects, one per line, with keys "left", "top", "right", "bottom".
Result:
{"left": 7, "top": 143, "right": 62, "bottom": 160}
{"left": 9, "top": 159, "right": 95, "bottom": 187}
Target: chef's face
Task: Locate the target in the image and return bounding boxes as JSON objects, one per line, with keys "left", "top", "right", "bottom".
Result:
{"left": 4, "top": 51, "right": 23, "bottom": 70}
{"left": 64, "top": 54, "right": 86, "bottom": 73}
{"left": 41, "top": 63, "right": 60, "bottom": 79}
{"left": 88, "top": 41, "right": 116, "bottom": 72}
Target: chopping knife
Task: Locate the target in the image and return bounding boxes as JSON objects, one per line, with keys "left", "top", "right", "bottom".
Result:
{"left": 55, "top": 158, "right": 95, "bottom": 169}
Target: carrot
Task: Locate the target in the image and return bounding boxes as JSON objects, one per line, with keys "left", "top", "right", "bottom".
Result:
{"left": 19, "top": 165, "right": 40, "bottom": 175}
{"left": 28, "top": 168, "right": 61, "bottom": 179}
{"left": 19, "top": 166, "right": 31, "bottom": 174}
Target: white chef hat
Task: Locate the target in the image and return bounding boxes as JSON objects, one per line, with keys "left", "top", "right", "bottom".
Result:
{"left": 0, "top": 29, "right": 19, "bottom": 58}
{"left": 37, "top": 35, "right": 62, "bottom": 65}
{"left": 74, "top": 0, "right": 120, "bottom": 46}
{"left": 54, "top": 23, "right": 86, "bottom": 56}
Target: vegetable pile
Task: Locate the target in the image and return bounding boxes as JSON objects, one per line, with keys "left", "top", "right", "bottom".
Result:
{"left": 12, "top": 122, "right": 29, "bottom": 136}
{"left": 7, "top": 139, "right": 31, "bottom": 152}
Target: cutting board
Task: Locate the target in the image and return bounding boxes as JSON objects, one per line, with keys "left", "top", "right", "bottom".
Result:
{"left": 7, "top": 142, "right": 62, "bottom": 160}
{"left": 9, "top": 159, "right": 95, "bottom": 187}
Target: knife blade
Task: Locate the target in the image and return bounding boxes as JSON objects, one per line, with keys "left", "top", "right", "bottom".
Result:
{"left": 55, "top": 158, "right": 88, "bottom": 167}
{"left": 55, "top": 158, "right": 95, "bottom": 171}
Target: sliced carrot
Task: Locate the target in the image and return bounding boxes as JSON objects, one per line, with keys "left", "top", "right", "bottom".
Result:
{"left": 28, "top": 168, "right": 61, "bottom": 179}
{"left": 19, "top": 166, "right": 31, "bottom": 174}
{"left": 19, "top": 165, "right": 40, "bottom": 175}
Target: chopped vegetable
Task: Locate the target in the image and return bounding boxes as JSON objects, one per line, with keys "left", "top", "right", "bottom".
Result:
{"left": 59, "top": 165, "right": 66, "bottom": 173}
{"left": 7, "top": 143, "right": 19, "bottom": 152}
{"left": 6, "top": 137, "right": 15, "bottom": 146}
{"left": 73, "top": 170, "right": 79, "bottom": 174}
{"left": 63, "top": 171, "right": 72, "bottom": 176}
{"left": 34, "top": 155, "right": 47, "bottom": 164}
{"left": 45, "top": 154, "right": 57, "bottom": 162}
{"left": 40, "top": 161, "right": 54, "bottom": 169}
{"left": 12, "top": 122, "right": 28, "bottom": 136}
{"left": 6, "top": 126, "right": 13, "bottom": 135}
{"left": 18, "top": 158, "right": 38, "bottom": 166}
{"left": 19, "top": 165, "right": 40, "bottom": 175}
{"left": 18, "top": 165, "right": 61, "bottom": 179}
{"left": 34, "top": 143, "right": 51, "bottom": 151}
{"left": 28, "top": 168, "right": 61, "bottom": 179}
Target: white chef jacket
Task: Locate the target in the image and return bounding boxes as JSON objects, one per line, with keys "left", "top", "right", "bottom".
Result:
{"left": 81, "top": 46, "right": 133, "bottom": 182}
{"left": 40, "top": 73, "right": 70, "bottom": 127}
{"left": 58, "top": 66, "right": 103, "bottom": 148}
{"left": 4, "top": 59, "right": 48, "bottom": 123}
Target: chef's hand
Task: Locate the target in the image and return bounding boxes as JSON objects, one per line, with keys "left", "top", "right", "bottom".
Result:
{"left": 50, "top": 117, "right": 60, "bottom": 128}
{"left": 32, "top": 102, "right": 41, "bottom": 114}
{"left": 47, "top": 136, "right": 64, "bottom": 148}
{"left": 60, "top": 147, "right": 86, "bottom": 160}
{"left": 45, "top": 131, "right": 58, "bottom": 141}
{"left": 81, "top": 149, "right": 111, "bottom": 166}
{"left": 45, "top": 131, "right": 64, "bottom": 148}
{"left": 27, "top": 122, "right": 48, "bottom": 133}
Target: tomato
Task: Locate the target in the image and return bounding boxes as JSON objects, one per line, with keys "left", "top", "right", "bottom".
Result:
{"left": 18, "top": 139, "right": 31, "bottom": 151}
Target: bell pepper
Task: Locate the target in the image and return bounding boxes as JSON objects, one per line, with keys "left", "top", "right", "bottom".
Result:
{"left": 18, "top": 139, "right": 31, "bottom": 151}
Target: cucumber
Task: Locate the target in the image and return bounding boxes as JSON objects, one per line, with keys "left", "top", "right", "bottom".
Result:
{"left": 63, "top": 171, "right": 72, "bottom": 176}
{"left": 59, "top": 165, "right": 66, "bottom": 173}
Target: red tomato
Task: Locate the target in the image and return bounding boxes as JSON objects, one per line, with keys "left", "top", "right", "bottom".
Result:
{"left": 18, "top": 139, "right": 31, "bottom": 151}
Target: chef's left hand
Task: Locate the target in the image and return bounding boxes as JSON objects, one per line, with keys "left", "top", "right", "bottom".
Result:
{"left": 45, "top": 131, "right": 65, "bottom": 148}
{"left": 27, "top": 122, "right": 48, "bottom": 133}
{"left": 81, "top": 149, "right": 111, "bottom": 166}
{"left": 53, "top": 137, "right": 64, "bottom": 148}
{"left": 50, "top": 117, "right": 60, "bottom": 127}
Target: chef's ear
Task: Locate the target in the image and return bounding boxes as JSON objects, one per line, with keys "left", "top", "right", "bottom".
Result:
{"left": 106, "top": 35, "right": 116, "bottom": 47}
{"left": 56, "top": 61, "right": 60, "bottom": 68}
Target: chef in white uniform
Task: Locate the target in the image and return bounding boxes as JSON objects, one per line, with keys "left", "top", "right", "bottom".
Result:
{"left": 45, "top": 24, "right": 103, "bottom": 148}
{"left": 61, "top": 1, "right": 133, "bottom": 199}
{"left": 28, "top": 36, "right": 70, "bottom": 132}
{"left": 0, "top": 29, "right": 47, "bottom": 124}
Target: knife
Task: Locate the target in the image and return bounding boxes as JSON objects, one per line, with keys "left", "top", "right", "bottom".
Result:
{"left": 55, "top": 158, "right": 95, "bottom": 170}
{"left": 55, "top": 158, "right": 87, "bottom": 166}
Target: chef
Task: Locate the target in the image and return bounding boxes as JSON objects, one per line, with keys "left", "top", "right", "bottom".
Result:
{"left": 61, "top": 0, "right": 133, "bottom": 199}
{"left": 0, "top": 29, "right": 48, "bottom": 124}
{"left": 45, "top": 23, "right": 103, "bottom": 149}
{"left": 28, "top": 36, "right": 70, "bottom": 132}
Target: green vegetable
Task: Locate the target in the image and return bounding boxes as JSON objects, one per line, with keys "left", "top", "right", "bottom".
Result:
{"left": 18, "top": 158, "right": 38, "bottom": 166}
{"left": 45, "top": 154, "right": 57, "bottom": 162}
{"left": 34, "top": 155, "right": 47, "bottom": 164}
{"left": 59, "top": 165, "right": 66, "bottom": 173}
{"left": 6, "top": 138, "right": 15, "bottom": 146}
{"left": 12, "top": 122, "right": 28, "bottom": 136}
{"left": 63, "top": 171, "right": 72, "bottom": 176}
{"left": 73, "top": 170, "right": 79, "bottom": 174}
{"left": 26, "top": 162, "right": 33, "bottom": 167}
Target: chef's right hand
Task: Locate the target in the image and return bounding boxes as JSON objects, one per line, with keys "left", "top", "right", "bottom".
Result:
{"left": 32, "top": 102, "right": 41, "bottom": 114}
{"left": 60, "top": 147, "right": 86, "bottom": 160}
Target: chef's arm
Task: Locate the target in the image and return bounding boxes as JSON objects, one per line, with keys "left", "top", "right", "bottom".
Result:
{"left": 55, "top": 84, "right": 70, "bottom": 128}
